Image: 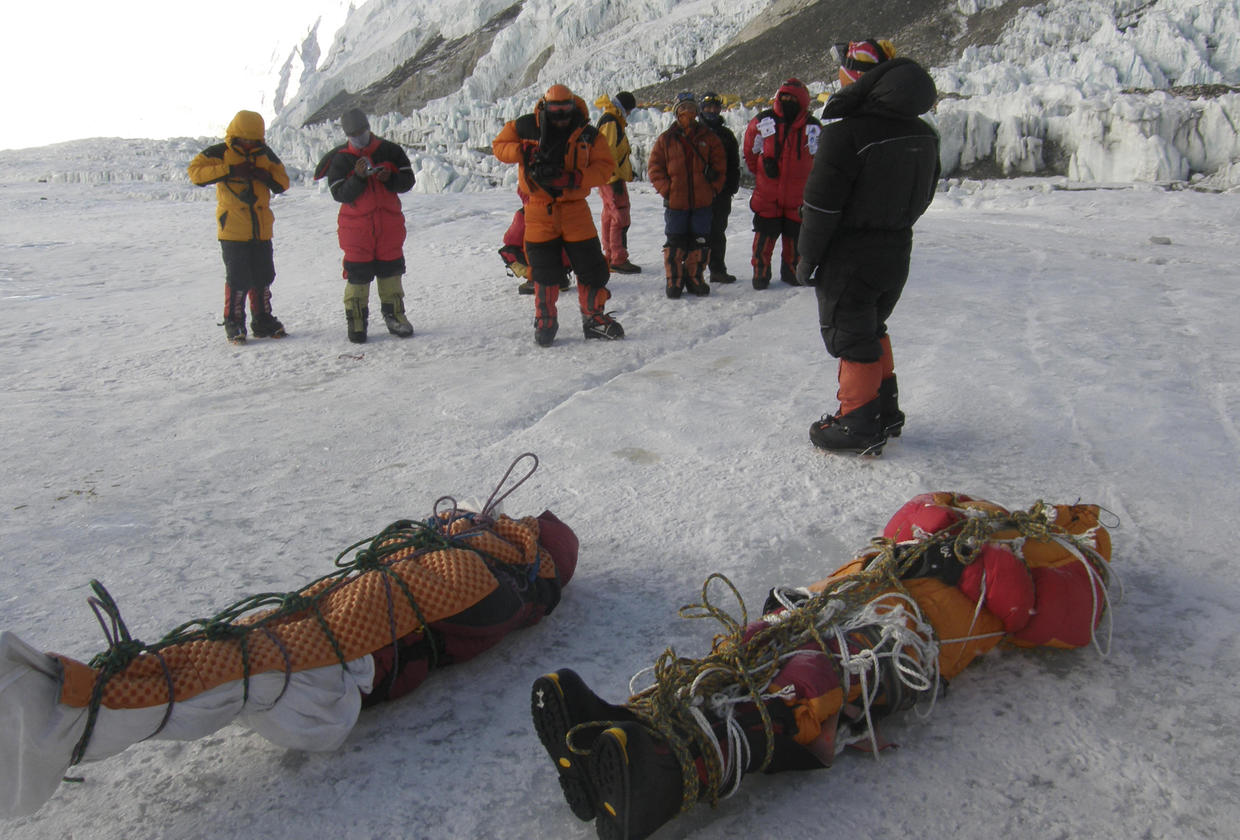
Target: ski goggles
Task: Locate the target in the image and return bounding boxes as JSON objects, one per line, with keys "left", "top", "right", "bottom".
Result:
{"left": 544, "top": 100, "right": 575, "bottom": 119}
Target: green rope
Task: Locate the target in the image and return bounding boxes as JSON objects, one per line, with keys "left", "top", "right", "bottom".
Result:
{"left": 68, "top": 516, "right": 478, "bottom": 766}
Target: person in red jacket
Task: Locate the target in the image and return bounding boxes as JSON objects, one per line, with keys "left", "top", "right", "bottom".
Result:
{"left": 315, "top": 109, "right": 416, "bottom": 343}
{"left": 493, "top": 84, "right": 624, "bottom": 347}
{"left": 647, "top": 93, "right": 726, "bottom": 298}
{"left": 742, "top": 79, "right": 821, "bottom": 289}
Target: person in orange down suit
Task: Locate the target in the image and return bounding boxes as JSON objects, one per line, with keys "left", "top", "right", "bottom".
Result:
{"left": 493, "top": 84, "right": 625, "bottom": 347}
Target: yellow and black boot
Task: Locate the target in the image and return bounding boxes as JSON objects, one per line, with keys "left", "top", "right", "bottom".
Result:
{"left": 530, "top": 669, "right": 638, "bottom": 822}
{"left": 344, "top": 282, "right": 370, "bottom": 344}
{"left": 590, "top": 721, "right": 686, "bottom": 840}
{"left": 376, "top": 275, "right": 414, "bottom": 338}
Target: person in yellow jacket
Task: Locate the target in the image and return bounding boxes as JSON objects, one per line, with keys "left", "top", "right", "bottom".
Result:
{"left": 593, "top": 91, "right": 641, "bottom": 274}
{"left": 493, "top": 84, "right": 624, "bottom": 347}
{"left": 188, "top": 110, "right": 291, "bottom": 344}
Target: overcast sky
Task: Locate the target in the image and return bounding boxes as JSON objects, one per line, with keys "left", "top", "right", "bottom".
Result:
{"left": 1, "top": 2, "right": 328, "bottom": 150}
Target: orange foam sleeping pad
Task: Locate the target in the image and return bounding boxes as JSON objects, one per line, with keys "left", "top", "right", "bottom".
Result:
{"left": 56, "top": 515, "right": 558, "bottom": 710}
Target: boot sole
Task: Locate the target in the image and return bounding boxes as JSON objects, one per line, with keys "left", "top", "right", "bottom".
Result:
{"left": 531, "top": 673, "right": 598, "bottom": 821}
{"left": 590, "top": 727, "right": 632, "bottom": 840}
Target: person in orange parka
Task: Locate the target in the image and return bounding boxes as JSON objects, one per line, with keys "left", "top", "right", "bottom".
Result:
{"left": 492, "top": 84, "right": 624, "bottom": 347}
{"left": 188, "top": 110, "right": 291, "bottom": 345}
{"left": 646, "top": 94, "right": 726, "bottom": 298}
{"left": 742, "top": 78, "right": 821, "bottom": 290}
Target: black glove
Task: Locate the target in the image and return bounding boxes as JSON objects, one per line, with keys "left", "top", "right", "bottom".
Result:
{"left": 530, "top": 159, "right": 564, "bottom": 183}
{"left": 230, "top": 162, "right": 256, "bottom": 178}
{"left": 795, "top": 260, "right": 817, "bottom": 287}
{"left": 762, "top": 157, "right": 779, "bottom": 179}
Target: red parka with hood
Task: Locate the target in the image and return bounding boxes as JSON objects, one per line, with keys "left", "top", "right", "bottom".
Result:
{"left": 316, "top": 135, "right": 416, "bottom": 264}
{"left": 743, "top": 79, "right": 821, "bottom": 220}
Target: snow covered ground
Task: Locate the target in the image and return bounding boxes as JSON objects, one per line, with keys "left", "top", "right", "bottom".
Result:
{"left": 2, "top": 142, "right": 1238, "bottom": 838}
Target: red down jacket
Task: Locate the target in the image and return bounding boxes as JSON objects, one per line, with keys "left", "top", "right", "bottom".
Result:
{"left": 743, "top": 79, "right": 821, "bottom": 220}
{"left": 316, "top": 135, "right": 416, "bottom": 263}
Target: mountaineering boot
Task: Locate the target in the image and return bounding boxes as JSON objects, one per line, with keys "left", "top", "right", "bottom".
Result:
{"left": 250, "top": 313, "right": 286, "bottom": 338}
{"left": 662, "top": 246, "right": 683, "bottom": 299}
{"left": 590, "top": 722, "right": 686, "bottom": 840}
{"left": 534, "top": 282, "right": 560, "bottom": 347}
{"left": 381, "top": 303, "right": 414, "bottom": 337}
{"left": 376, "top": 276, "right": 414, "bottom": 337}
{"left": 610, "top": 259, "right": 642, "bottom": 274}
{"left": 751, "top": 230, "right": 776, "bottom": 290}
{"left": 518, "top": 280, "right": 536, "bottom": 294}
{"left": 879, "top": 376, "right": 905, "bottom": 438}
{"left": 530, "top": 669, "right": 638, "bottom": 822}
{"left": 248, "top": 285, "right": 286, "bottom": 337}
{"left": 344, "top": 282, "right": 370, "bottom": 344}
{"left": 683, "top": 244, "right": 710, "bottom": 296}
{"left": 222, "top": 282, "right": 248, "bottom": 343}
{"left": 710, "top": 268, "right": 737, "bottom": 284}
{"left": 223, "top": 319, "right": 247, "bottom": 345}
{"left": 579, "top": 284, "right": 624, "bottom": 340}
{"left": 809, "top": 398, "right": 887, "bottom": 455}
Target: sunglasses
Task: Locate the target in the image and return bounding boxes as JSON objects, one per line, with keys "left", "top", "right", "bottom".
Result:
{"left": 545, "top": 100, "right": 575, "bottom": 118}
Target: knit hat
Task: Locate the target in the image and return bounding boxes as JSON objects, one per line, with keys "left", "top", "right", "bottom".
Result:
{"left": 616, "top": 91, "right": 636, "bottom": 113}
{"left": 838, "top": 39, "right": 896, "bottom": 85}
{"left": 700, "top": 91, "right": 723, "bottom": 110}
{"left": 674, "top": 92, "right": 698, "bottom": 115}
{"left": 341, "top": 108, "right": 370, "bottom": 136}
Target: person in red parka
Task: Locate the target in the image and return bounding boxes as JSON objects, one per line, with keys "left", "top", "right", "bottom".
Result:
{"left": 493, "top": 85, "right": 624, "bottom": 347}
{"left": 742, "top": 79, "right": 821, "bottom": 290}
{"left": 647, "top": 93, "right": 726, "bottom": 298}
{"left": 315, "top": 109, "right": 416, "bottom": 343}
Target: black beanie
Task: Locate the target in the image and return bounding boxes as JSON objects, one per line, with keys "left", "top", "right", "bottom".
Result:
{"left": 616, "top": 91, "right": 636, "bottom": 112}
{"left": 341, "top": 108, "right": 370, "bottom": 136}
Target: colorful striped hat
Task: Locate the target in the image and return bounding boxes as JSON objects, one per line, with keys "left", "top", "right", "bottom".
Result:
{"left": 838, "top": 39, "right": 896, "bottom": 85}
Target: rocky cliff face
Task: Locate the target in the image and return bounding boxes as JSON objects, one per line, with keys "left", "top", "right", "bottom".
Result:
{"left": 287, "top": 0, "right": 1051, "bottom": 122}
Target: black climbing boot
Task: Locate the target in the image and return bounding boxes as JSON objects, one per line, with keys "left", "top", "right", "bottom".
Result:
{"left": 531, "top": 669, "right": 636, "bottom": 822}
{"left": 809, "top": 398, "right": 887, "bottom": 455}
